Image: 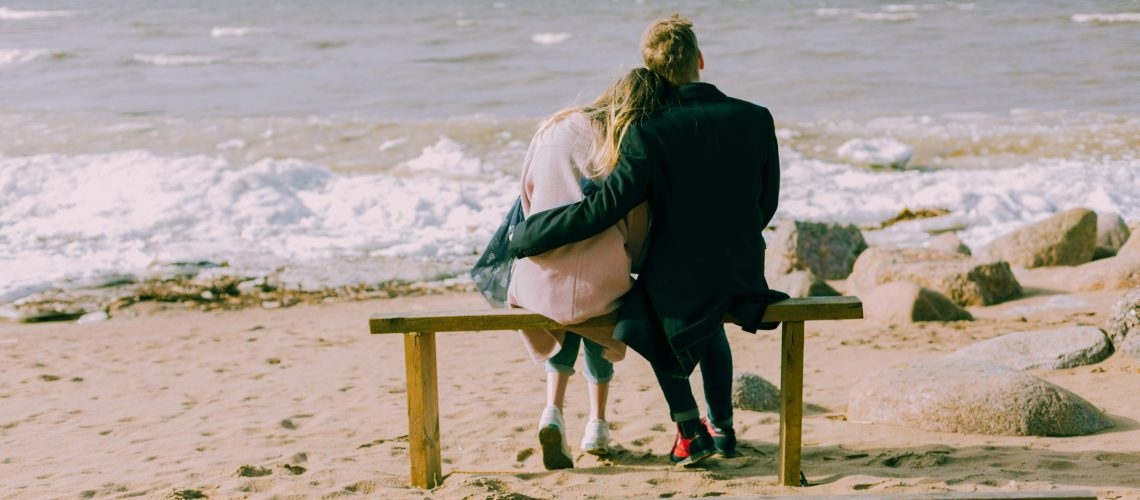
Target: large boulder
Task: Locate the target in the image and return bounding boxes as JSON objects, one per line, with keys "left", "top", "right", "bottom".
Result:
{"left": 770, "top": 271, "right": 840, "bottom": 298}
{"left": 1095, "top": 213, "right": 1131, "bottom": 259}
{"left": 864, "top": 282, "right": 972, "bottom": 324}
{"left": 849, "top": 247, "right": 1021, "bottom": 306}
{"left": 1062, "top": 256, "right": 1140, "bottom": 292}
{"left": 927, "top": 232, "right": 971, "bottom": 256}
{"left": 1119, "top": 334, "right": 1140, "bottom": 361}
{"left": 766, "top": 221, "right": 868, "bottom": 280}
{"left": 978, "top": 208, "right": 1097, "bottom": 268}
{"left": 732, "top": 372, "right": 779, "bottom": 412}
{"left": 847, "top": 359, "right": 1113, "bottom": 436}
{"left": 947, "top": 326, "right": 1112, "bottom": 370}
{"left": 1119, "top": 233, "right": 1140, "bottom": 258}
{"left": 1105, "top": 288, "right": 1140, "bottom": 347}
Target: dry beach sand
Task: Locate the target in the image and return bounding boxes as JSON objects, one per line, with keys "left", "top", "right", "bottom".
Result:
{"left": 2, "top": 277, "right": 1140, "bottom": 499}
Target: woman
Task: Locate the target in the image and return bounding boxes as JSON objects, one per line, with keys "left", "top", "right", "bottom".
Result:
{"left": 508, "top": 68, "right": 670, "bottom": 470}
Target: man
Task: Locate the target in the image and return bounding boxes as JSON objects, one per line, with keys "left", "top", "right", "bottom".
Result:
{"left": 510, "top": 14, "right": 785, "bottom": 466}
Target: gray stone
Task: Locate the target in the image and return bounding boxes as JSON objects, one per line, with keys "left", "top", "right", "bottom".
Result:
{"left": 1105, "top": 288, "right": 1140, "bottom": 347}
{"left": 864, "top": 282, "right": 972, "bottom": 324}
{"left": 1120, "top": 334, "right": 1140, "bottom": 361}
{"left": 978, "top": 208, "right": 1097, "bottom": 268}
{"left": 947, "top": 326, "right": 1112, "bottom": 370}
{"left": 1063, "top": 256, "right": 1140, "bottom": 292}
{"left": 849, "top": 247, "right": 1022, "bottom": 306}
{"left": 766, "top": 221, "right": 868, "bottom": 280}
{"left": 847, "top": 359, "right": 1113, "bottom": 436}
{"left": 927, "top": 232, "right": 971, "bottom": 256}
{"left": 1094, "top": 213, "right": 1131, "bottom": 259}
{"left": 732, "top": 372, "right": 779, "bottom": 412}
{"left": 770, "top": 271, "right": 840, "bottom": 298}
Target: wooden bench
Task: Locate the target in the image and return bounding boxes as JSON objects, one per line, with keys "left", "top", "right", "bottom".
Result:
{"left": 369, "top": 296, "right": 863, "bottom": 489}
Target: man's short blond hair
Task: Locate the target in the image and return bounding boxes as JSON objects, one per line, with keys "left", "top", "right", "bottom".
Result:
{"left": 640, "top": 13, "right": 700, "bottom": 85}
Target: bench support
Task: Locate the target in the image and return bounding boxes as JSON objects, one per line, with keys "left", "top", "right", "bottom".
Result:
{"left": 404, "top": 331, "right": 443, "bottom": 489}
{"left": 778, "top": 320, "right": 805, "bottom": 486}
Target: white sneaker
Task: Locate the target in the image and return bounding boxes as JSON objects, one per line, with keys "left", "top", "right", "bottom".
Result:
{"left": 538, "top": 405, "right": 573, "bottom": 470}
{"left": 580, "top": 418, "right": 610, "bottom": 456}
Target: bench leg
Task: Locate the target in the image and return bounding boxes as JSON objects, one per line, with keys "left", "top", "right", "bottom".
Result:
{"left": 404, "top": 331, "right": 442, "bottom": 489}
{"left": 778, "top": 321, "right": 805, "bottom": 487}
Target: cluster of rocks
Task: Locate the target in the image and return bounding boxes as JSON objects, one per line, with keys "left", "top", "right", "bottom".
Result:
{"left": 0, "top": 274, "right": 474, "bottom": 323}
{"left": 760, "top": 209, "right": 1140, "bottom": 437}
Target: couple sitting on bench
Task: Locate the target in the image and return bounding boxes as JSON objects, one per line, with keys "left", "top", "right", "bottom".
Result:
{"left": 505, "top": 14, "right": 787, "bottom": 469}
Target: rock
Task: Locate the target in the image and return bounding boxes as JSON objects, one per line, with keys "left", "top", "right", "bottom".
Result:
{"left": 927, "top": 232, "right": 971, "bottom": 255}
{"left": 1120, "top": 334, "right": 1140, "bottom": 361}
{"left": 766, "top": 221, "right": 868, "bottom": 279}
{"left": 849, "top": 247, "right": 1021, "bottom": 306}
{"left": 978, "top": 208, "right": 1097, "bottom": 268}
{"left": 1094, "top": 213, "right": 1131, "bottom": 259}
{"left": 732, "top": 372, "right": 779, "bottom": 412}
{"left": 1119, "top": 233, "right": 1140, "bottom": 258}
{"left": 947, "top": 326, "right": 1112, "bottom": 370}
{"left": 847, "top": 359, "right": 1113, "bottom": 436}
{"left": 770, "top": 271, "right": 839, "bottom": 298}
{"left": 864, "top": 282, "right": 973, "bottom": 324}
{"left": 837, "top": 137, "right": 914, "bottom": 169}
{"left": 1063, "top": 256, "right": 1140, "bottom": 292}
{"left": 1105, "top": 288, "right": 1140, "bottom": 347}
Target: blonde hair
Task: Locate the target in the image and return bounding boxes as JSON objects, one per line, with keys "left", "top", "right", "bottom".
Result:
{"left": 539, "top": 68, "right": 670, "bottom": 179}
{"left": 640, "top": 13, "right": 700, "bottom": 85}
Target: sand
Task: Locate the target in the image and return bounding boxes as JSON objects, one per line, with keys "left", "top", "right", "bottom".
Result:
{"left": 2, "top": 282, "right": 1139, "bottom": 499}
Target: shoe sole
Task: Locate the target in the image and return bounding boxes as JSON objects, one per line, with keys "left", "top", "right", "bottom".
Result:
{"left": 539, "top": 426, "right": 574, "bottom": 470}
{"left": 673, "top": 447, "right": 716, "bottom": 468}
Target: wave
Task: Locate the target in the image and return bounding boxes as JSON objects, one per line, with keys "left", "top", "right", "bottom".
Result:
{"left": 210, "top": 26, "right": 270, "bottom": 38}
{"left": 0, "top": 7, "right": 75, "bottom": 20}
{"left": 1072, "top": 13, "right": 1140, "bottom": 24}
{"left": 0, "top": 48, "right": 51, "bottom": 65}
{"left": 532, "top": 32, "right": 572, "bottom": 45}
{"left": 129, "top": 53, "right": 280, "bottom": 67}
{"left": 855, "top": 12, "right": 920, "bottom": 22}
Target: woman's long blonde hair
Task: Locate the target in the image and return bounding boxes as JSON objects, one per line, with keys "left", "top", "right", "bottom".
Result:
{"left": 539, "top": 68, "right": 671, "bottom": 179}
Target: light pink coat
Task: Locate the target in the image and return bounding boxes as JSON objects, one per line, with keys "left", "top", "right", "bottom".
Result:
{"left": 508, "top": 112, "right": 650, "bottom": 364}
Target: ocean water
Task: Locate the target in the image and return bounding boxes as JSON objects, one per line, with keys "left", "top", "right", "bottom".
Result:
{"left": 2, "top": 0, "right": 1139, "bottom": 303}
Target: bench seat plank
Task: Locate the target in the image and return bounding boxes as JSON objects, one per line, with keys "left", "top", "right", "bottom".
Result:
{"left": 370, "top": 296, "right": 862, "bottom": 334}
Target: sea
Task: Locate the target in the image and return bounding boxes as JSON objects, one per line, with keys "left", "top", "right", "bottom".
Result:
{"left": 2, "top": 0, "right": 1139, "bottom": 304}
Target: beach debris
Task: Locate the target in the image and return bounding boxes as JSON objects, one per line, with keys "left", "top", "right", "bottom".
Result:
{"left": 1106, "top": 288, "right": 1140, "bottom": 347}
{"left": 849, "top": 247, "right": 1021, "bottom": 306}
{"left": 281, "top": 464, "right": 306, "bottom": 475}
{"left": 77, "top": 311, "right": 109, "bottom": 324}
{"left": 769, "top": 271, "right": 839, "bottom": 298}
{"left": 874, "top": 207, "right": 952, "bottom": 230}
{"left": 978, "top": 208, "right": 1097, "bottom": 268}
{"left": 171, "top": 490, "right": 208, "bottom": 500}
{"left": 847, "top": 359, "right": 1113, "bottom": 436}
{"left": 1058, "top": 254, "right": 1140, "bottom": 292}
{"left": 837, "top": 137, "right": 914, "bottom": 169}
{"left": 863, "top": 282, "right": 972, "bottom": 324}
{"left": 1094, "top": 212, "right": 1131, "bottom": 259}
{"left": 926, "top": 232, "right": 971, "bottom": 256}
{"left": 765, "top": 221, "right": 868, "bottom": 279}
{"left": 236, "top": 464, "right": 272, "bottom": 477}
{"left": 731, "top": 372, "right": 779, "bottom": 412}
{"left": 947, "top": 326, "right": 1112, "bottom": 370}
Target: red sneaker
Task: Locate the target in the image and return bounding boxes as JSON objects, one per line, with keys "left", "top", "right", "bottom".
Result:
{"left": 703, "top": 419, "right": 738, "bottom": 458}
{"left": 668, "top": 425, "right": 716, "bottom": 467}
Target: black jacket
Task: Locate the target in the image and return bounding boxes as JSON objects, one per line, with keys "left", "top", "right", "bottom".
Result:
{"left": 510, "top": 83, "right": 785, "bottom": 375}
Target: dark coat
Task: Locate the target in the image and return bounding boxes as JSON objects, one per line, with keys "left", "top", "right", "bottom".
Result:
{"left": 510, "top": 83, "right": 786, "bottom": 375}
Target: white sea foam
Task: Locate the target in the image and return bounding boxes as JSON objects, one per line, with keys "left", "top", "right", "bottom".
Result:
{"left": 532, "top": 32, "right": 571, "bottom": 45}
{"left": 0, "top": 48, "right": 49, "bottom": 65}
{"left": 1072, "top": 13, "right": 1140, "bottom": 24}
{"left": 0, "top": 145, "right": 516, "bottom": 303}
{"left": 815, "top": 8, "right": 850, "bottom": 16}
{"left": 210, "top": 26, "right": 269, "bottom": 38}
{"left": 0, "top": 7, "right": 75, "bottom": 20}
{"left": 855, "top": 12, "right": 920, "bottom": 22}
{"left": 837, "top": 138, "right": 914, "bottom": 168}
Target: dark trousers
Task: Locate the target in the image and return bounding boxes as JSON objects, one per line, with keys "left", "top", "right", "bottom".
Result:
{"left": 652, "top": 326, "right": 734, "bottom": 429}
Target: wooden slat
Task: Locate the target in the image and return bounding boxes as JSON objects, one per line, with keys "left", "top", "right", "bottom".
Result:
{"left": 370, "top": 296, "right": 862, "bottom": 334}
{"left": 778, "top": 321, "right": 805, "bottom": 487}
{"left": 403, "top": 332, "right": 442, "bottom": 489}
